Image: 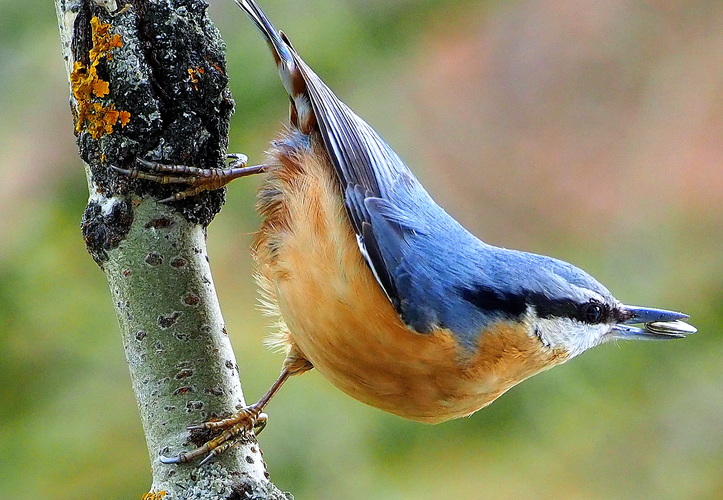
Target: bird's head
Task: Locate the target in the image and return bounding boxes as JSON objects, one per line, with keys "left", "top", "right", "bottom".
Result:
{"left": 513, "top": 254, "right": 697, "bottom": 358}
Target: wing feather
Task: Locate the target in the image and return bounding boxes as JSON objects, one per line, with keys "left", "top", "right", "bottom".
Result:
{"left": 289, "top": 55, "right": 423, "bottom": 302}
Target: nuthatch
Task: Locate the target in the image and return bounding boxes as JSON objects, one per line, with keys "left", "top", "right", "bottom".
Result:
{"left": 120, "top": 0, "right": 697, "bottom": 465}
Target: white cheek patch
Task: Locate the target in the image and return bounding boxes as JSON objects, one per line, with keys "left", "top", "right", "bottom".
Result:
{"left": 532, "top": 315, "right": 609, "bottom": 358}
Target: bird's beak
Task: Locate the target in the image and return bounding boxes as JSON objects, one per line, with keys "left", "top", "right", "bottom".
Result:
{"left": 611, "top": 305, "right": 697, "bottom": 340}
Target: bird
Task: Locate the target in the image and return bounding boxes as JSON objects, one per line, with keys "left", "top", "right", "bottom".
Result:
{"left": 119, "top": 0, "right": 697, "bottom": 465}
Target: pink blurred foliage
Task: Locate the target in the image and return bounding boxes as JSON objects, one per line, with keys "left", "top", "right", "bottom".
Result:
{"left": 405, "top": 0, "right": 722, "bottom": 248}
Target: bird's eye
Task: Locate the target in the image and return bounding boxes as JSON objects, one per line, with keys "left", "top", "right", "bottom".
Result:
{"left": 582, "top": 302, "right": 605, "bottom": 324}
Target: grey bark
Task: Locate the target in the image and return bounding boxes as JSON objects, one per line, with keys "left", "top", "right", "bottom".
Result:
{"left": 54, "top": 0, "right": 290, "bottom": 498}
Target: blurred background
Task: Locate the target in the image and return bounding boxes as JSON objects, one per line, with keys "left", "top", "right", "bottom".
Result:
{"left": 1, "top": 0, "right": 721, "bottom": 498}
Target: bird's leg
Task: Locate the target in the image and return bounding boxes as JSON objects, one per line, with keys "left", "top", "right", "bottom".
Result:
{"left": 160, "top": 369, "right": 291, "bottom": 465}
{"left": 113, "top": 153, "right": 266, "bottom": 202}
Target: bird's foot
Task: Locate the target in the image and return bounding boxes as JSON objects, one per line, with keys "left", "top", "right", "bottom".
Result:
{"left": 160, "top": 370, "right": 292, "bottom": 465}
{"left": 113, "top": 153, "right": 266, "bottom": 202}
{"left": 160, "top": 404, "right": 268, "bottom": 466}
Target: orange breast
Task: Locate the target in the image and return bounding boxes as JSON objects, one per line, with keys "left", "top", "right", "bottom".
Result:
{"left": 253, "top": 138, "right": 568, "bottom": 422}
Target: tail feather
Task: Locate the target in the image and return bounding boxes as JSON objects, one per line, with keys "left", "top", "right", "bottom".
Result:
{"left": 235, "top": 1, "right": 292, "bottom": 67}
{"left": 235, "top": 0, "right": 308, "bottom": 111}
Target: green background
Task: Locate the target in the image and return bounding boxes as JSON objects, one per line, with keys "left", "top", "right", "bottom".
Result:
{"left": 0, "top": 0, "right": 720, "bottom": 498}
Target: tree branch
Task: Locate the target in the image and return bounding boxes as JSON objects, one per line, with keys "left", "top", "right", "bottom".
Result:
{"left": 54, "top": 0, "right": 289, "bottom": 497}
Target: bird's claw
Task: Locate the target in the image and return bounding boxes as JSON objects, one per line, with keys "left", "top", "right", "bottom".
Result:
{"left": 112, "top": 154, "right": 264, "bottom": 202}
{"left": 159, "top": 407, "right": 268, "bottom": 466}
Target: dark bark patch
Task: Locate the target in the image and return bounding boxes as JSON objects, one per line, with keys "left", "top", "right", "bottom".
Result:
{"left": 145, "top": 216, "right": 174, "bottom": 229}
{"left": 145, "top": 251, "right": 163, "bottom": 266}
{"left": 183, "top": 292, "right": 200, "bottom": 306}
{"left": 157, "top": 311, "right": 181, "bottom": 328}
{"left": 189, "top": 426, "right": 216, "bottom": 448}
{"left": 81, "top": 198, "right": 133, "bottom": 265}
{"left": 204, "top": 386, "right": 224, "bottom": 396}
{"left": 185, "top": 400, "right": 204, "bottom": 411}
{"left": 170, "top": 256, "right": 188, "bottom": 268}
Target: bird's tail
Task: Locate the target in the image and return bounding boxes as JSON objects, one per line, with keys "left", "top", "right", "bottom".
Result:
{"left": 235, "top": 0, "right": 306, "bottom": 101}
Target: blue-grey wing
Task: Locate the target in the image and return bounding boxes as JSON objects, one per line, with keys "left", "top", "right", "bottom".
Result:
{"left": 292, "top": 55, "right": 435, "bottom": 307}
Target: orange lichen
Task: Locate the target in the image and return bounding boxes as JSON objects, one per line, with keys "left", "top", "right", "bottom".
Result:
{"left": 70, "top": 16, "right": 130, "bottom": 139}
{"left": 188, "top": 66, "right": 205, "bottom": 90}
{"left": 89, "top": 16, "right": 123, "bottom": 60}
{"left": 140, "top": 491, "right": 166, "bottom": 500}
{"left": 84, "top": 102, "right": 131, "bottom": 138}
{"left": 119, "top": 109, "right": 131, "bottom": 125}
{"left": 92, "top": 79, "right": 110, "bottom": 97}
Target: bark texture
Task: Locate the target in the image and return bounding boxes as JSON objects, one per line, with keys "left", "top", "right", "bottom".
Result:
{"left": 54, "top": 0, "right": 290, "bottom": 497}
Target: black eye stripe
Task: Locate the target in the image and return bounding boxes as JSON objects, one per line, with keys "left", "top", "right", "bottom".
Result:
{"left": 459, "top": 285, "right": 611, "bottom": 324}
{"left": 532, "top": 297, "right": 612, "bottom": 323}
{"left": 533, "top": 298, "right": 579, "bottom": 320}
{"left": 458, "top": 285, "right": 527, "bottom": 319}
